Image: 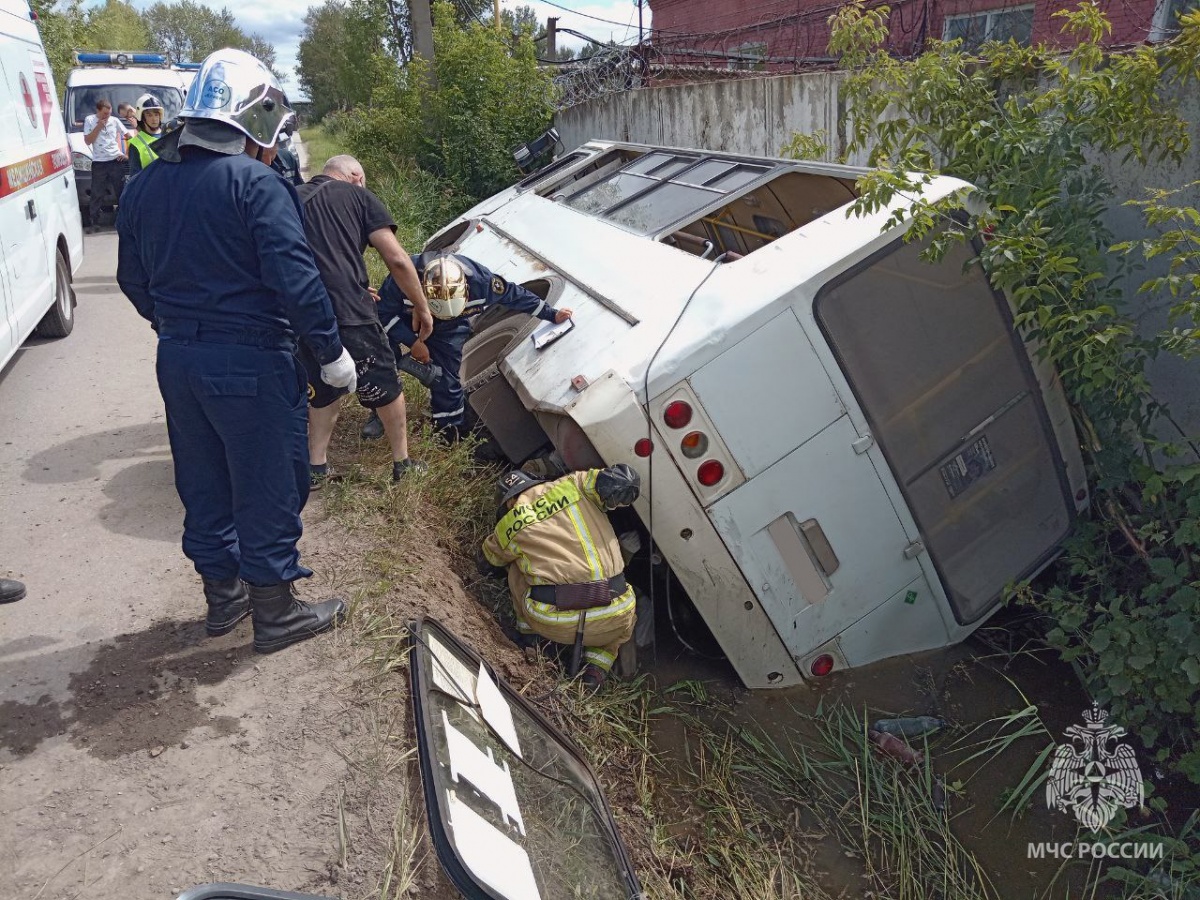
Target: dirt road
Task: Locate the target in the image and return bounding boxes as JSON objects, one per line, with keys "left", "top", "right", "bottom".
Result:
{"left": 0, "top": 230, "right": 365, "bottom": 896}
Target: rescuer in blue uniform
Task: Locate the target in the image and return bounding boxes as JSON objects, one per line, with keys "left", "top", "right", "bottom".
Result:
{"left": 364, "top": 252, "right": 573, "bottom": 441}
{"left": 116, "top": 48, "right": 357, "bottom": 654}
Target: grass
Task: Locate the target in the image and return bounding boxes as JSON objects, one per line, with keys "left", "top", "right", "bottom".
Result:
{"left": 304, "top": 380, "right": 500, "bottom": 898}
{"left": 298, "top": 123, "right": 339, "bottom": 178}
{"left": 734, "top": 704, "right": 998, "bottom": 900}
{"left": 537, "top": 675, "right": 834, "bottom": 900}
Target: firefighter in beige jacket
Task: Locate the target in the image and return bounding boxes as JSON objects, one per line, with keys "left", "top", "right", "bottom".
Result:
{"left": 481, "top": 465, "right": 640, "bottom": 689}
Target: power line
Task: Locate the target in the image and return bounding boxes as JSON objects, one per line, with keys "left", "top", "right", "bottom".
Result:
{"left": 454, "top": 0, "right": 490, "bottom": 29}
{"left": 531, "top": 0, "right": 643, "bottom": 33}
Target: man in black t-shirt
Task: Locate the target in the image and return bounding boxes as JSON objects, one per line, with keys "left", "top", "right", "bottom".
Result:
{"left": 295, "top": 155, "right": 434, "bottom": 484}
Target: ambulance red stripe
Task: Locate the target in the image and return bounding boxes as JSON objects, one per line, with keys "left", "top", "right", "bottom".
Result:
{"left": 0, "top": 146, "right": 72, "bottom": 199}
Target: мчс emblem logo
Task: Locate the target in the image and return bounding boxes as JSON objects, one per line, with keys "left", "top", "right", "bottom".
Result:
{"left": 1046, "top": 705, "right": 1144, "bottom": 831}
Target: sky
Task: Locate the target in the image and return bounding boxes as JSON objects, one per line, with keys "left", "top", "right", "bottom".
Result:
{"left": 83, "top": 0, "right": 653, "bottom": 100}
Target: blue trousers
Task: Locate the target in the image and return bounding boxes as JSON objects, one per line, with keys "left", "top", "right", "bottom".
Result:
{"left": 156, "top": 337, "right": 312, "bottom": 586}
{"left": 384, "top": 317, "right": 471, "bottom": 431}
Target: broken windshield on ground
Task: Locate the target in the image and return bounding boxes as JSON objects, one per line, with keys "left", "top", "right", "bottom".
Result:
{"left": 409, "top": 618, "right": 640, "bottom": 900}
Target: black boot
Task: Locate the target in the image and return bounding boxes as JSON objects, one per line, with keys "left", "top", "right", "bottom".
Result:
{"left": 202, "top": 576, "right": 251, "bottom": 636}
{"left": 248, "top": 582, "right": 347, "bottom": 654}
{"left": 360, "top": 410, "right": 384, "bottom": 441}
{"left": 0, "top": 578, "right": 26, "bottom": 604}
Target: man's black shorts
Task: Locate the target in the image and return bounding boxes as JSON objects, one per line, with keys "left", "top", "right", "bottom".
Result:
{"left": 299, "top": 323, "right": 402, "bottom": 410}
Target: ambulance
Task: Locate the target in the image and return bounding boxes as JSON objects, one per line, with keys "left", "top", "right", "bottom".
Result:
{"left": 0, "top": 0, "right": 84, "bottom": 372}
{"left": 432, "top": 141, "right": 1089, "bottom": 688}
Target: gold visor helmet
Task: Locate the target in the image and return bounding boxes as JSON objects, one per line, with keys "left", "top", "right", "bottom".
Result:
{"left": 423, "top": 256, "right": 469, "bottom": 319}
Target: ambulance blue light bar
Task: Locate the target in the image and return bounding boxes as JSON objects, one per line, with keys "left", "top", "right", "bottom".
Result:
{"left": 175, "top": 62, "right": 202, "bottom": 71}
{"left": 73, "top": 51, "right": 169, "bottom": 67}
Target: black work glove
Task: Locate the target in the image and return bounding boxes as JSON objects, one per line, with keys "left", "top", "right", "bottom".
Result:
{"left": 476, "top": 547, "right": 506, "bottom": 578}
{"left": 596, "top": 463, "right": 641, "bottom": 510}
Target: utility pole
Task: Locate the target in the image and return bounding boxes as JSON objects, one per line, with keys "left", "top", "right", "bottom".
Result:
{"left": 547, "top": 16, "right": 558, "bottom": 58}
{"left": 638, "top": 0, "right": 644, "bottom": 47}
{"left": 411, "top": 0, "right": 435, "bottom": 65}
{"left": 495, "top": 0, "right": 502, "bottom": 33}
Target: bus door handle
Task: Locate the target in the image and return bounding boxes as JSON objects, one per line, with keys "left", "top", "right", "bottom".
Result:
{"left": 799, "top": 518, "right": 840, "bottom": 577}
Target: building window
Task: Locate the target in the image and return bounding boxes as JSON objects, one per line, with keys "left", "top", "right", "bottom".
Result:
{"left": 1151, "top": 0, "right": 1200, "bottom": 40}
{"left": 943, "top": 5, "right": 1035, "bottom": 49}
{"left": 727, "top": 41, "right": 767, "bottom": 71}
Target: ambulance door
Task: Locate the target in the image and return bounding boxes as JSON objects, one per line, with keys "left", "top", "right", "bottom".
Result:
{"left": 697, "top": 310, "right": 931, "bottom": 663}
{"left": 0, "top": 20, "right": 54, "bottom": 343}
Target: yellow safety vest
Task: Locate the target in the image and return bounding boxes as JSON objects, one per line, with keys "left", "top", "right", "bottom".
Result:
{"left": 128, "top": 131, "right": 161, "bottom": 171}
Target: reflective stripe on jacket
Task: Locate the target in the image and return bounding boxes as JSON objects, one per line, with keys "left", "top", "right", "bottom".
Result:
{"left": 128, "top": 131, "right": 161, "bottom": 173}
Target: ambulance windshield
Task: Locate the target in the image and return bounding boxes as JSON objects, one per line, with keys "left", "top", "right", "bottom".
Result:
{"left": 65, "top": 85, "right": 184, "bottom": 131}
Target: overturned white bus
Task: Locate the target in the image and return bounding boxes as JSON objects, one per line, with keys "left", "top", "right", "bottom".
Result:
{"left": 429, "top": 141, "right": 1088, "bottom": 688}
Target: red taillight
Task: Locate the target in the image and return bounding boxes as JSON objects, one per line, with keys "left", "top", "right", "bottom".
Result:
{"left": 696, "top": 460, "right": 725, "bottom": 486}
{"left": 810, "top": 654, "right": 835, "bottom": 677}
{"left": 634, "top": 438, "right": 653, "bottom": 457}
{"left": 663, "top": 401, "right": 693, "bottom": 429}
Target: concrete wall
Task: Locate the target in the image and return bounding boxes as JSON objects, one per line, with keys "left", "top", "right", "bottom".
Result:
{"left": 557, "top": 72, "right": 856, "bottom": 164}
{"left": 555, "top": 73, "right": 1200, "bottom": 438}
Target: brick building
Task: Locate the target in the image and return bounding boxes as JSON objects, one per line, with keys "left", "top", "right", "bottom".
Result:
{"left": 647, "top": 0, "right": 1194, "bottom": 70}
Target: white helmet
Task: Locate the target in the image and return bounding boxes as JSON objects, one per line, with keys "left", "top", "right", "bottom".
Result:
{"left": 180, "top": 47, "right": 295, "bottom": 148}
{"left": 134, "top": 92, "right": 164, "bottom": 123}
{"left": 423, "top": 256, "right": 470, "bottom": 319}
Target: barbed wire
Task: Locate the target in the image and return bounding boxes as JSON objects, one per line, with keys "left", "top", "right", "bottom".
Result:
{"left": 552, "top": 44, "right": 649, "bottom": 109}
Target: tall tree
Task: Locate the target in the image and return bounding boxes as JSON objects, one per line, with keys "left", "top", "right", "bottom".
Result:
{"left": 297, "top": 0, "right": 391, "bottom": 117}
{"left": 348, "top": 0, "right": 556, "bottom": 198}
{"left": 501, "top": 3, "right": 538, "bottom": 35}
{"left": 82, "top": 0, "right": 149, "bottom": 50}
{"left": 31, "top": 0, "right": 85, "bottom": 86}
{"left": 142, "top": 0, "right": 277, "bottom": 73}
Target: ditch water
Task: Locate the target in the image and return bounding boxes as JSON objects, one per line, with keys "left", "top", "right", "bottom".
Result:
{"left": 643, "top": 602, "right": 1190, "bottom": 899}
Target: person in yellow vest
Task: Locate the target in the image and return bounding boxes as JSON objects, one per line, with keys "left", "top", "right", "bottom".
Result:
{"left": 480, "top": 465, "right": 641, "bottom": 691}
{"left": 127, "top": 93, "right": 166, "bottom": 175}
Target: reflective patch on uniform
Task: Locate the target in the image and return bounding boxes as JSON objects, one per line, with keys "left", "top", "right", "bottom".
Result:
{"left": 496, "top": 480, "right": 581, "bottom": 546}
{"left": 490, "top": 275, "right": 507, "bottom": 296}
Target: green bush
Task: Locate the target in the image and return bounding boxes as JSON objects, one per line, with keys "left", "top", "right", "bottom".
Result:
{"left": 335, "top": 1, "right": 555, "bottom": 203}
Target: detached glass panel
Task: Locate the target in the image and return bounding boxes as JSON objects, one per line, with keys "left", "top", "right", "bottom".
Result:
{"left": 814, "top": 237, "right": 1073, "bottom": 623}
{"left": 410, "top": 618, "right": 640, "bottom": 900}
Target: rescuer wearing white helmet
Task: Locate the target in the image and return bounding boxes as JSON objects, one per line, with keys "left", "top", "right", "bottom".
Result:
{"left": 116, "top": 47, "right": 355, "bottom": 654}
{"left": 127, "top": 92, "right": 165, "bottom": 175}
{"left": 365, "top": 252, "right": 573, "bottom": 443}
